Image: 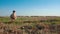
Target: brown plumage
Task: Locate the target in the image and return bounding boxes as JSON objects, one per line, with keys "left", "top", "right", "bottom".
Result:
{"left": 10, "top": 10, "right": 17, "bottom": 22}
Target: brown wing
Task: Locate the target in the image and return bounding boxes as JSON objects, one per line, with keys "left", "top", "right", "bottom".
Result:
{"left": 10, "top": 14, "right": 15, "bottom": 19}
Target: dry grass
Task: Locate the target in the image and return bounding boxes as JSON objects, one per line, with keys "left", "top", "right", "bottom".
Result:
{"left": 0, "top": 16, "right": 60, "bottom": 34}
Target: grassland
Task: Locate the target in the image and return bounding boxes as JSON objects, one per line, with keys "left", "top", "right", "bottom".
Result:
{"left": 0, "top": 16, "right": 60, "bottom": 24}
{"left": 0, "top": 16, "right": 60, "bottom": 34}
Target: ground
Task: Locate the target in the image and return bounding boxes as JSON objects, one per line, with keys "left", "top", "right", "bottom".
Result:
{"left": 0, "top": 16, "right": 60, "bottom": 34}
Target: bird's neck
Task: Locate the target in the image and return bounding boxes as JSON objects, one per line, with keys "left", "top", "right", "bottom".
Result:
{"left": 13, "top": 12, "right": 16, "bottom": 14}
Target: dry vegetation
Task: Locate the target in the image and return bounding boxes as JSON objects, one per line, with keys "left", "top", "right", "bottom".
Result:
{"left": 0, "top": 16, "right": 60, "bottom": 34}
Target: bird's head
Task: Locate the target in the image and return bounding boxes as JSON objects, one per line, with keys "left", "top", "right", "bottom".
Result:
{"left": 13, "top": 10, "right": 16, "bottom": 13}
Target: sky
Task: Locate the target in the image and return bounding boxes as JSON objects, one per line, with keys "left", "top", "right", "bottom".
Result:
{"left": 0, "top": 0, "right": 60, "bottom": 16}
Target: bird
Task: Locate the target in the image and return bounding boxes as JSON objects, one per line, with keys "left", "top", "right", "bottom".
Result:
{"left": 10, "top": 10, "right": 17, "bottom": 22}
